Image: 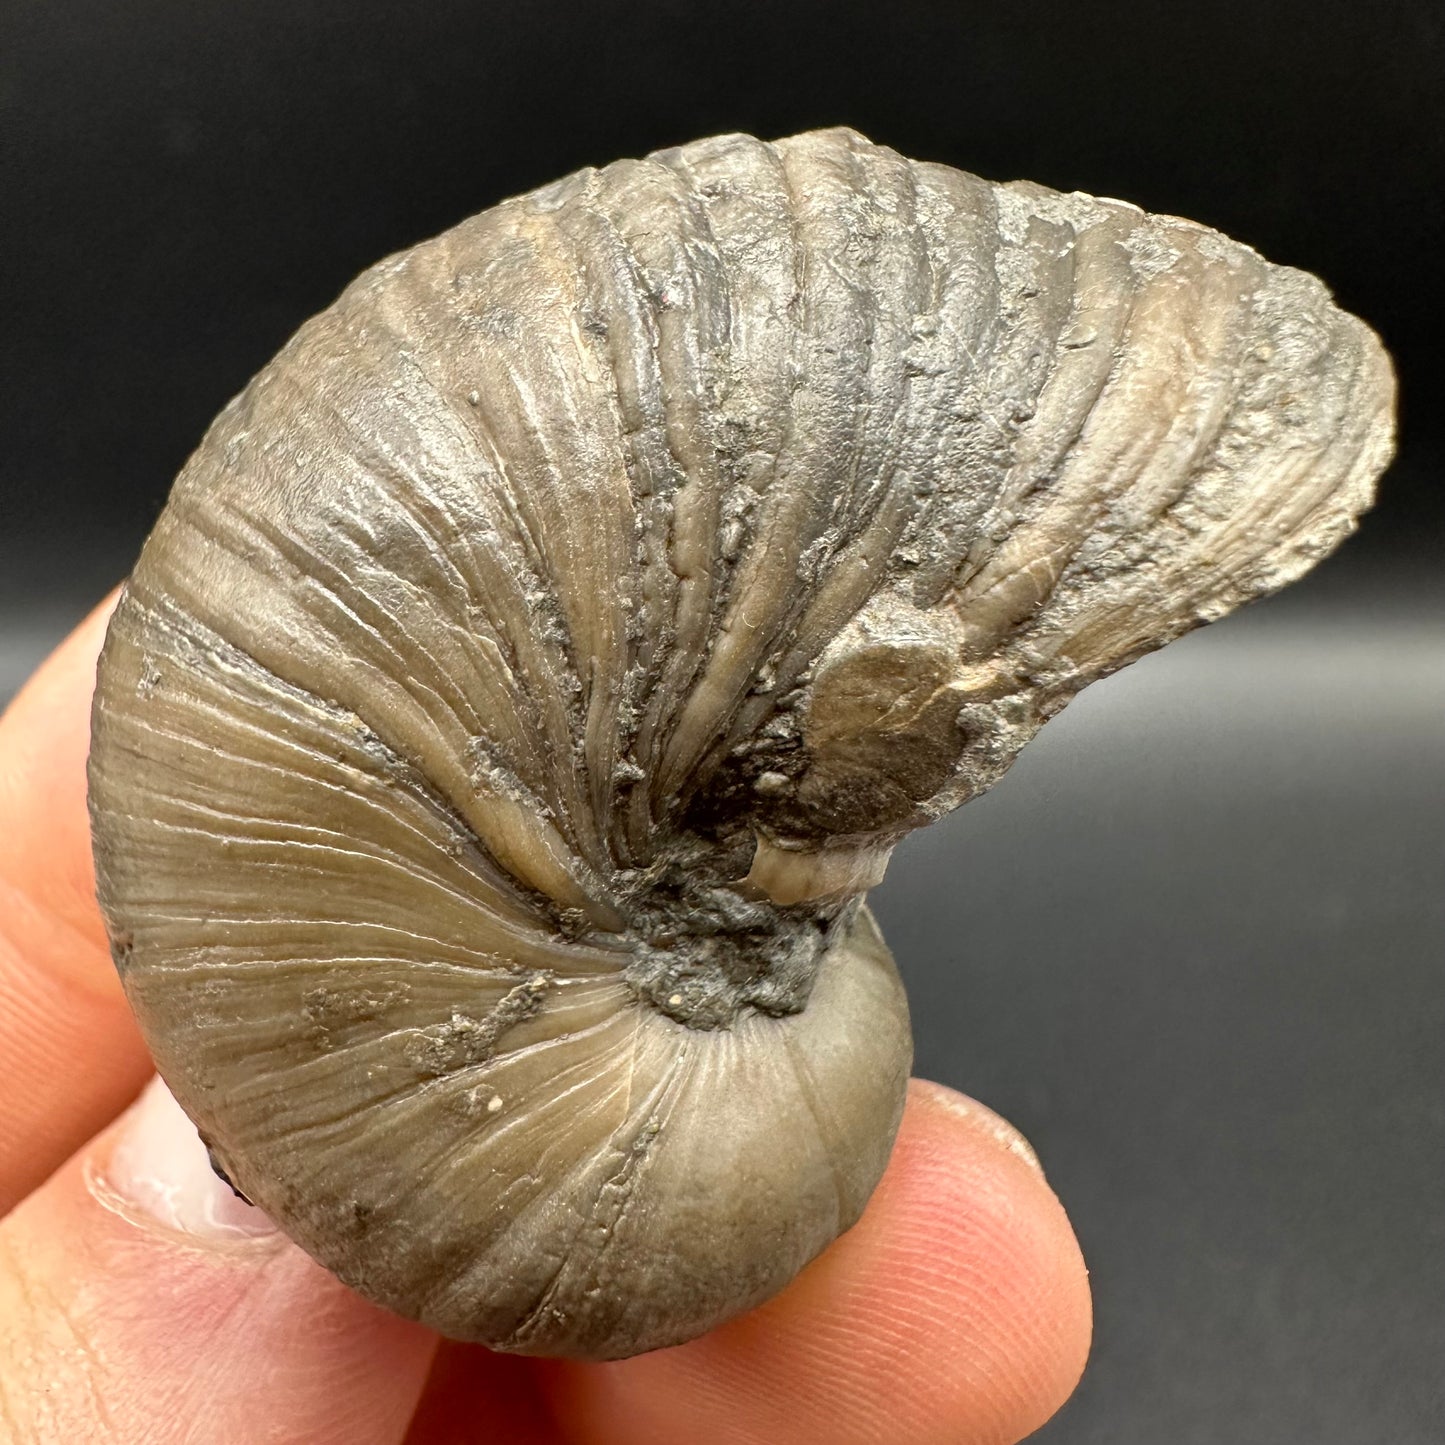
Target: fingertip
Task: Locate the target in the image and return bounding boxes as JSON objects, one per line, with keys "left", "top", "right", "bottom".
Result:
{"left": 101, "top": 1074, "right": 281, "bottom": 1239}
{"left": 0, "top": 1078, "right": 438, "bottom": 1444}
{"left": 907, "top": 1076, "right": 1048, "bottom": 1177}
{"left": 546, "top": 1078, "right": 1091, "bottom": 1445}
{"left": 868, "top": 1078, "right": 1093, "bottom": 1438}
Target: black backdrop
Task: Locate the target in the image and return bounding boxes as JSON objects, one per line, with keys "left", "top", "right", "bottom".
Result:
{"left": 5, "top": 0, "right": 1441, "bottom": 562}
{"left": 3, "top": 3, "right": 1442, "bottom": 1441}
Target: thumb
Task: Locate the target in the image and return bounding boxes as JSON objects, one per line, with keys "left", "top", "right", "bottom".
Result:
{"left": 0, "top": 1077, "right": 437, "bottom": 1443}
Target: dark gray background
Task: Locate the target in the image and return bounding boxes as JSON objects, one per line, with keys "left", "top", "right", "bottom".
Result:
{"left": 3, "top": 1, "right": 1441, "bottom": 1439}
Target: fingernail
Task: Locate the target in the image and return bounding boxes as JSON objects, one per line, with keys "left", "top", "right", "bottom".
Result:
{"left": 917, "top": 1081, "right": 1048, "bottom": 1178}
{"left": 104, "top": 1076, "right": 278, "bottom": 1239}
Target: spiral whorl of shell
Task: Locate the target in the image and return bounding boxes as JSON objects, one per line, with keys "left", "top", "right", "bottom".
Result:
{"left": 87, "top": 128, "right": 1394, "bottom": 1357}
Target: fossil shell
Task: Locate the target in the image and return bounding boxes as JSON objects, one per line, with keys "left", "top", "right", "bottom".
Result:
{"left": 87, "top": 127, "right": 1394, "bottom": 1359}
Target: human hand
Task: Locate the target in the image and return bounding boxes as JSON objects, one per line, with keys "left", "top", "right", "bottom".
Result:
{"left": 0, "top": 594, "right": 1091, "bottom": 1444}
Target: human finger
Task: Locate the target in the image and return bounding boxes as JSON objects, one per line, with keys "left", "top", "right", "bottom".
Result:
{"left": 0, "top": 592, "right": 152, "bottom": 1212}
{"left": 540, "top": 1079, "right": 1091, "bottom": 1445}
{"left": 0, "top": 1075, "right": 438, "bottom": 1443}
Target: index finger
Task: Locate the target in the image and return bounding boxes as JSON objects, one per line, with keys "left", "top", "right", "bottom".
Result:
{"left": 407, "top": 1080, "right": 1093, "bottom": 1445}
{"left": 0, "top": 592, "right": 151, "bottom": 1211}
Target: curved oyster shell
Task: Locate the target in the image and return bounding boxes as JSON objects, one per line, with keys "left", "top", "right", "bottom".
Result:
{"left": 87, "top": 127, "right": 1394, "bottom": 1358}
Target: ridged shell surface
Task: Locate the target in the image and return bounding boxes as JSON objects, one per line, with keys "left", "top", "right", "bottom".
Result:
{"left": 87, "top": 128, "right": 1394, "bottom": 1359}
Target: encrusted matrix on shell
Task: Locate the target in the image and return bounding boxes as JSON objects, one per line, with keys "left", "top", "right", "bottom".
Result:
{"left": 87, "top": 128, "right": 1395, "bottom": 1358}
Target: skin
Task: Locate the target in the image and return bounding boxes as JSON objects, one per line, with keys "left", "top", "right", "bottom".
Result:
{"left": 0, "top": 594, "right": 1091, "bottom": 1444}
